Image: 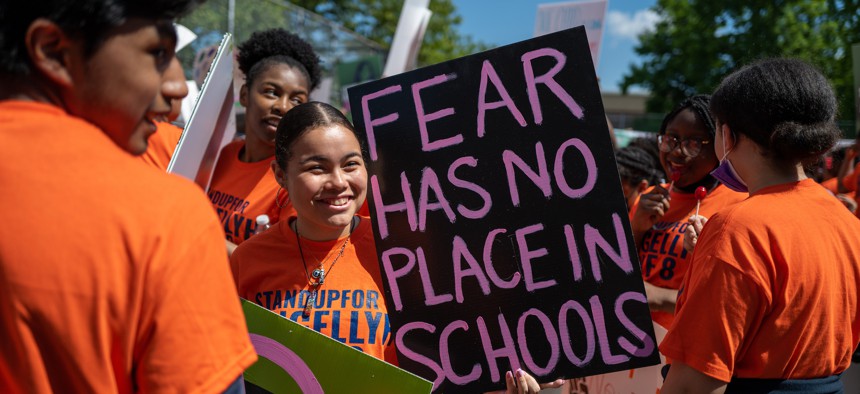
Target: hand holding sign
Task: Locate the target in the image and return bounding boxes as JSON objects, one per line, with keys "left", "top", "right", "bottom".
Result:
{"left": 501, "top": 369, "right": 564, "bottom": 394}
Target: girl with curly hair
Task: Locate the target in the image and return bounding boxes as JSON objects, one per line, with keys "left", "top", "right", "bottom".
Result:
{"left": 207, "top": 28, "right": 322, "bottom": 254}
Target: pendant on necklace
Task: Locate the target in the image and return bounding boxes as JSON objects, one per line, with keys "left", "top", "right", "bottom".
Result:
{"left": 303, "top": 289, "right": 317, "bottom": 317}
{"left": 312, "top": 268, "right": 325, "bottom": 284}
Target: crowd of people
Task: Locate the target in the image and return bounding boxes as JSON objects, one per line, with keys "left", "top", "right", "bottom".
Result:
{"left": 2, "top": 1, "right": 859, "bottom": 393}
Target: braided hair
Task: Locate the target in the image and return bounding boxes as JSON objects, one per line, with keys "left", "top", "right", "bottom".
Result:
{"left": 237, "top": 28, "right": 321, "bottom": 90}
{"left": 659, "top": 94, "right": 715, "bottom": 138}
{"left": 616, "top": 144, "right": 663, "bottom": 186}
{"left": 627, "top": 136, "right": 664, "bottom": 179}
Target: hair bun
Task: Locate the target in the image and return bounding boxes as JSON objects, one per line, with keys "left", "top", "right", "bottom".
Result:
{"left": 770, "top": 120, "right": 841, "bottom": 163}
{"left": 237, "top": 29, "right": 321, "bottom": 89}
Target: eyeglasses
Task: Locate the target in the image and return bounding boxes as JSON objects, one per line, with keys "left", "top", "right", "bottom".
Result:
{"left": 658, "top": 135, "right": 711, "bottom": 157}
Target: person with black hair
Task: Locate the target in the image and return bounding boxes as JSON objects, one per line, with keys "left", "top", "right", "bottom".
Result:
{"left": 230, "top": 101, "right": 395, "bottom": 367}
{"left": 0, "top": 1, "right": 256, "bottom": 392}
{"left": 627, "top": 135, "right": 665, "bottom": 174}
{"left": 207, "top": 28, "right": 322, "bottom": 254}
{"left": 616, "top": 138, "right": 664, "bottom": 210}
{"left": 628, "top": 95, "right": 746, "bottom": 325}
{"left": 139, "top": 24, "right": 197, "bottom": 170}
{"left": 660, "top": 58, "right": 860, "bottom": 393}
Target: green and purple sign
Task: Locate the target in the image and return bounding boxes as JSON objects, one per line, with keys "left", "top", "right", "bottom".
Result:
{"left": 241, "top": 299, "right": 432, "bottom": 393}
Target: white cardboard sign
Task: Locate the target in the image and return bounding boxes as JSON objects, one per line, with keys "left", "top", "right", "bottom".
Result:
{"left": 534, "top": 0, "right": 608, "bottom": 68}
{"left": 167, "top": 33, "right": 237, "bottom": 190}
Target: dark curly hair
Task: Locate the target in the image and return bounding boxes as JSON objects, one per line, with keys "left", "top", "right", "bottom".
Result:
{"left": 0, "top": 0, "right": 203, "bottom": 75}
{"left": 658, "top": 94, "right": 715, "bottom": 138}
{"left": 237, "top": 28, "right": 321, "bottom": 90}
{"left": 710, "top": 58, "right": 841, "bottom": 164}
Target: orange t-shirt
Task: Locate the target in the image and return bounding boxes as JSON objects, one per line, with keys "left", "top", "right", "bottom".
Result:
{"left": 660, "top": 179, "right": 860, "bottom": 382}
{"left": 208, "top": 140, "right": 295, "bottom": 245}
{"left": 629, "top": 184, "right": 746, "bottom": 328}
{"left": 230, "top": 216, "right": 397, "bottom": 364}
{"left": 138, "top": 121, "right": 183, "bottom": 170}
{"left": 0, "top": 101, "right": 256, "bottom": 393}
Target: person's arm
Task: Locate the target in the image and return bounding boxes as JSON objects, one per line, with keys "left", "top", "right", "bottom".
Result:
{"left": 222, "top": 375, "right": 245, "bottom": 394}
{"left": 683, "top": 215, "right": 708, "bottom": 253}
{"left": 659, "top": 253, "right": 765, "bottom": 393}
{"left": 661, "top": 361, "right": 727, "bottom": 394}
{"left": 136, "top": 199, "right": 256, "bottom": 391}
{"left": 643, "top": 281, "right": 678, "bottom": 313}
{"left": 836, "top": 145, "right": 858, "bottom": 193}
{"left": 227, "top": 240, "right": 238, "bottom": 256}
{"left": 836, "top": 194, "right": 858, "bottom": 213}
{"left": 630, "top": 185, "right": 671, "bottom": 248}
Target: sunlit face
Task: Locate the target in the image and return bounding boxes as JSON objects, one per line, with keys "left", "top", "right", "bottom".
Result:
{"left": 276, "top": 125, "right": 366, "bottom": 241}
{"left": 241, "top": 64, "right": 309, "bottom": 158}
{"left": 65, "top": 18, "right": 176, "bottom": 154}
{"left": 160, "top": 56, "right": 188, "bottom": 122}
{"left": 659, "top": 108, "right": 719, "bottom": 189}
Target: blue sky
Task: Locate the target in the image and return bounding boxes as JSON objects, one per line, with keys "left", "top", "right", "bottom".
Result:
{"left": 450, "top": 0, "right": 658, "bottom": 93}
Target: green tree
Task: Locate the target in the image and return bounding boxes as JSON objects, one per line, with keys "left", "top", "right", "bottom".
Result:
{"left": 178, "top": 0, "right": 488, "bottom": 73}
{"left": 622, "top": 0, "right": 858, "bottom": 125}
{"left": 176, "top": 0, "right": 298, "bottom": 79}
{"left": 292, "top": 0, "right": 490, "bottom": 67}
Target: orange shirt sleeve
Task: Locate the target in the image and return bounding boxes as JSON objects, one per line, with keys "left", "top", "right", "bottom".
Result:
{"left": 660, "top": 253, "right": 767, "bottom": 383}
{"left": 134, "top": 201, "right": 256, "bottom": 392}
{"left": 139, "top": 122, "right": 182, "bottom": 170}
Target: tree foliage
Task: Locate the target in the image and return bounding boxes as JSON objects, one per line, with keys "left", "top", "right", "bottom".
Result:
{"left": 292, "top": 0, "right": 490, "bottom": 67}
{"left": 177, "top": 0, "right": 488, "bottom": 74}
{"left": 622, "top": 0, "right": 859, "bottom": 122}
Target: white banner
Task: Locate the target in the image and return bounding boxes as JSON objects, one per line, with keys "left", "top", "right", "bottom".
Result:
{"left": 382, "top": 0, "right": 432, "bottom": 77}
{"left": 168, "top": 33, "right": 236, "bottom": 190}
{"left": 534, "top": 0, "right": 608, "bottom": 68}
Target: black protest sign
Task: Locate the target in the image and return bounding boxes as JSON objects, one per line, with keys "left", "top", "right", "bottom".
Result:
{"left": 348, "top": 27, "right": 659, "bottom": 393}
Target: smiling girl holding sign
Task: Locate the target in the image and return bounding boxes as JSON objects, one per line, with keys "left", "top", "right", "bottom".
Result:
{"left": 229, "top": 102, "right": 560, "bottom": 393}
{"left": 230, "top": 102, "right": 393, "bottom": 364}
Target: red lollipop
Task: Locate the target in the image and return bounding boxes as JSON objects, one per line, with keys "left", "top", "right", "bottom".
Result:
{"left": 694, "top": 186, "right": 707, "bottom": 216}
{"left": 668, "top": 170, "right": 681, "bottom": 191}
